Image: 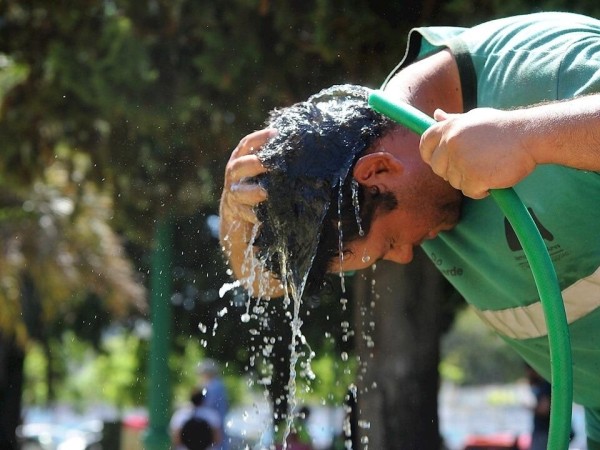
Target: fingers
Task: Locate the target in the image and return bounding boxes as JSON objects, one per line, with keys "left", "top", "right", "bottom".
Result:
{"left": 419, "top": 127, "right": 436, "bottom": 165}
{"left": 433, "top": 108, "right": 450, "bottom": 121}
{"left": 232, "top": 203, "right": 260, "bottom": 224}
{"left": 223, "top": 159, "right": 268, "bottom": 224}
{"left": 469, "top": 190, "right": 490, "bottom": 200}
{"left": 230, "top": 181, "right": 267, "bottom": 206}
{"left": 221, "top": 181, "right": 266, "bottom": 224}
{"left": 445, "top": 167, "right": 490, "bottom": 199}
{"left": 222, "top": 128, "right": 277, "bottom": 225}
{"left": 427, "top": 142, "right": 449, "bottom": 180}
{"left": 227, "top": 154, "right": 267, "bottom": 184}
{"left": 420, "top": 109, "right": 455, "bottom": 165}
{"left": 421, "top": 122, "right": 451, "bottom": 184}
{"left": 225, "top": 128, "right": 277, "bottom": 187}
{"left": 455, "top": 181, "right": 490, "bottom": 199}
{"left": 420, "top": 110, "right": 447, "bottom": 165}
{"left": 420, "top": 113, "right": 490, "bottom": 199}
{"left": 232, "top": 128, "right": 278, "bottom": 158}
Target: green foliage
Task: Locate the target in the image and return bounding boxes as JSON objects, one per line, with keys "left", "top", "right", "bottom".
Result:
{"left": 6, "top": 0, "right": 600, "bottom": 425}
{"left": 94, "top": 332, "right": 146, "bottom": 408}
{"left": 22, "top": 343, "right": 48, "bottom": 405}
{"left": 169, "top": 336, "right": 252, "bottom": 408}
{"left": 169, "top": 337, "right": 206, "bottom": 404}
{"left": 0, "top": 0, "right": 420, "bottom": 366}
{"left": 0, "top": 0, "right": 410, "bottom": 239}
{"left": 22, "top": 327, "right": 258, "bottom": 412}
{"left": 0, "top": 151, "right": 145, "bottom": 347}
{"left": 302, "top": 339, "right": 357, "bottom": 405}
{"left": 441, "top": 309, "right": 524, "bottom": 385}
{"left": 23, "top": 330, "right": 146, "bottom": 410}
{"left": 0, "top": 57, "right": 28, "bottom": 109}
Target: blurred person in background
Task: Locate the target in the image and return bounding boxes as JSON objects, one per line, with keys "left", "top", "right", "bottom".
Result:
{"left": 197, "top": 359, "right": 230, "bottom": 450}
{"left": 170, "top": 388, "right": 221, "bottom": 450}
{"left": 525, "top": 365, "right": 551, "bottom": 450}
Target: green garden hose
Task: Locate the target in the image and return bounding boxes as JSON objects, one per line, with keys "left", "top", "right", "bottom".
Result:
{"left": 368, "top": 89, "right": 573, "bottom": 450}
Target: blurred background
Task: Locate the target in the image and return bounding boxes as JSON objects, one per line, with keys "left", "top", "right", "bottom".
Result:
{"left": 1, "top": 1, "right": 598, "bottom": 449}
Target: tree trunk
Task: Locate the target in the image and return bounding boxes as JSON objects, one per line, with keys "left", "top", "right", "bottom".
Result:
{"left": 262, "top": 299, "right": 293, "bottom": 437}
{"left": 352, "top": 248, "right": 449, "bottom": 450}
{"left": 0, "top": 333, "right": 25, "bottom": 450}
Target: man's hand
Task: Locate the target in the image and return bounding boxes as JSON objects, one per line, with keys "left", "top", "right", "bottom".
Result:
{"left": 220, "top": 129, "right": 274, "bottom": 228}
{"left": 219, "top": 128, "right": 284, "bottom": 298}
{"left": 419, "top": 108, "right": 537, "bottom": 199}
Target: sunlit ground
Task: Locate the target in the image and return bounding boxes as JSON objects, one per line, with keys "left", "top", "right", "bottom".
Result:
{"left": 439, "top": 381, "right": 586, "bottom": 450}
{"left": 19, "top": 381, "right": 587, "bottom": 450}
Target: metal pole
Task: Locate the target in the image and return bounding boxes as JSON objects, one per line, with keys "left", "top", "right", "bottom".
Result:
{"left": 143, "top": 215, "right": 173, "bottom": 450}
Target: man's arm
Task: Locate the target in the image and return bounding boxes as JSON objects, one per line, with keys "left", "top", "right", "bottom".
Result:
{"left": 420, "top": 94, "right": 600, "bottom": 198}
{"left": 219, "top": 128, "right": 285, "bottom": 298}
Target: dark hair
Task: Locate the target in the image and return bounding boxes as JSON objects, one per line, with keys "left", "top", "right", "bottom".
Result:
{"left": 181, "top": 389, "right": 212, "bottom": 450}
{"left": 190, "top": 389, "right": 205, "bottom": 407}
{"left": 180, "top": 416, "right": 213, "bottom": 450}
{"left": 253, "top": 84, "right": 397, "bottom": 297}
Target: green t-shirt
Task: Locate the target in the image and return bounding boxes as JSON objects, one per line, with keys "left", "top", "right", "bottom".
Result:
{"left": 384, "top": 11, "right": 600, "bottom": 439}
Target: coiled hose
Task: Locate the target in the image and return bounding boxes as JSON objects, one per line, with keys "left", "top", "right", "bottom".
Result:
{"left": 368, "top": 90, "right": 573, "bottom": 450}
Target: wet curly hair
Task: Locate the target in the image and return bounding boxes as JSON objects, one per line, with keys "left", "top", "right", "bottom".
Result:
{"left": 253, "top": 85, "right": 398, "bottom": 298}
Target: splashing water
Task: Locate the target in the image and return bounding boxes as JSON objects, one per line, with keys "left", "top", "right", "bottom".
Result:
{"left": 361, "top": 249, "right": 371, "bottom": 264}
{"left": 219, "top": 280, "right": 240, "bottom": 298}
{"left": 219, "top": 84, "right": 395, "bottom": 449}
{"left": 351, "top": 179, "right": 364, "bottom": 237}
{"left": 337, "top": 180, "right": 347, "bottom": 294}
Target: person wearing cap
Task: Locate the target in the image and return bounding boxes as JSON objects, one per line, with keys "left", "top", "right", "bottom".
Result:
{"left": 170, "top": 388, "right": 222, "bottom": 450}
{"left": 197, "top": 359, "right": 230, "bottom": 450}
{"left": 219, "top": 12, "right": 600, "bottom": 449}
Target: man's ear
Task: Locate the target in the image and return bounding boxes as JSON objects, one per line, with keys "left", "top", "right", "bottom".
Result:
{"left": 353, "top": 152, "right": 403, "bottom": 186}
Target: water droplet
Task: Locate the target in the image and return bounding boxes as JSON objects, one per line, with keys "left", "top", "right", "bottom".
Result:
{"left": 337, "top": 180, "right": 347, "bottom": 293}
{"left": 219, "top": 280, "right": 240, "bottom": 298}
{"left": 351, "top": 179, "right": 364, "bottom": 236}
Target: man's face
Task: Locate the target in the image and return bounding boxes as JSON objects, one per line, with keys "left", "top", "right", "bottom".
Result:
{"left": 328, "top": 131, "right": 462, "bottom": 273}
{"left": 330, "top": 199, "right": 459, "bottom": 272}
